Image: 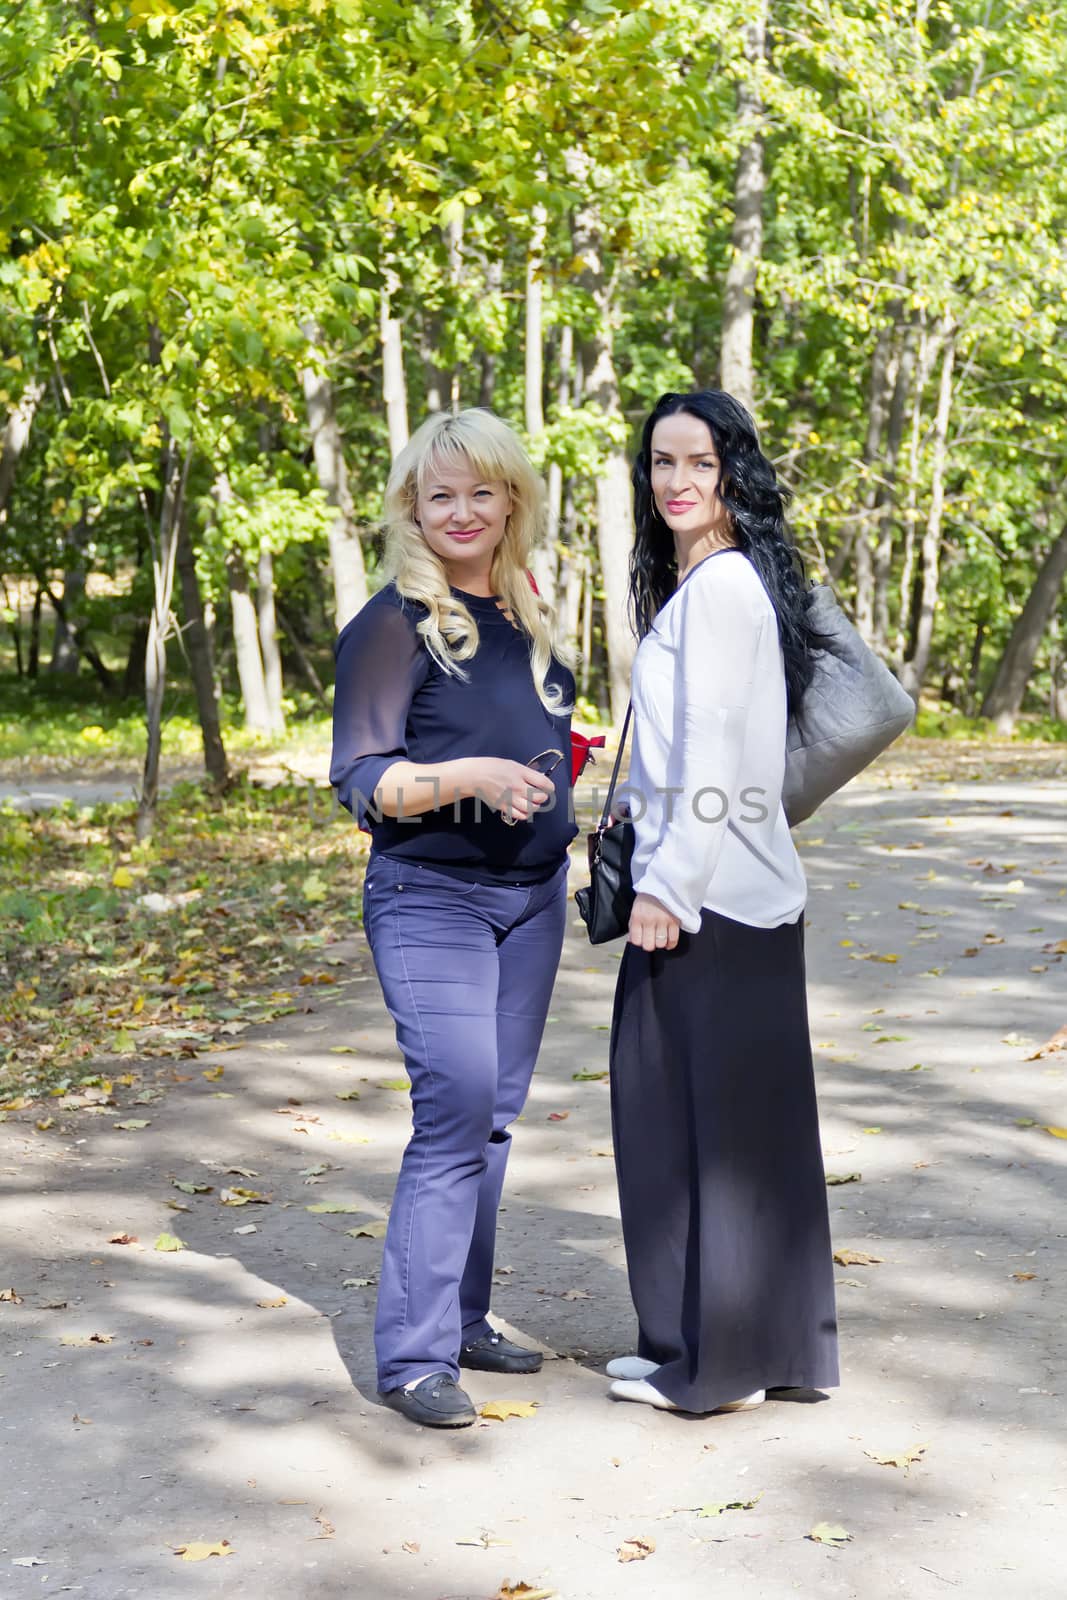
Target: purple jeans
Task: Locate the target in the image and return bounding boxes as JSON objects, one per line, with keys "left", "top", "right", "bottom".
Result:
{"left": 361, "top": 854, "right": 568, "bottom": 1393}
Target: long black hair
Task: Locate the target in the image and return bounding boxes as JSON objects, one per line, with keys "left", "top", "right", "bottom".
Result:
{"left": 630, "top": 389, "right": 820, "bottom": 716}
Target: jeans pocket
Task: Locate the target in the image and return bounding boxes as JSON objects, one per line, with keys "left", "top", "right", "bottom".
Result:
{"left": 394, "top": 861, "right": 482, "bottom": 898}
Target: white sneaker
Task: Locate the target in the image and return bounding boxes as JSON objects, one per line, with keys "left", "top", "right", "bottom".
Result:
{"left": 714, "top": 1389, "right": 765, "bottom": 1413}
{"left": 605, "top": 1356, "right": 659, "bottom": 1380}
{"left": 609, "top": 1379, "right": 766, "bottom": 1415}
{"left": 609, "top": 1378, "right": 680, "bottom": 1410}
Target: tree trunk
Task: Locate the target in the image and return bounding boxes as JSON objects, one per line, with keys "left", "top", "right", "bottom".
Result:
{"left": 137, "top": 441, "right": 193, "bottom": 843}
{"left": 719, "top": 0, "right": 767, "bottom": 417}
{"left": 900, "top": 324, "right": 956, "bottom": 700}
{"left": 301, "top": 327, "right": 368, "bottom": 630}
{"left": 175, "top": 513, "right": 228, "bottom": 787}
{"left": 1051, "top": 649, "right": 1067, "bottom": 723}
{"left": 0, "top": 381, "right": 45, "bottom": 519}
{"left": 447, "top": 215, "right": 465, "bottom": 411}
{"left": 3, "top": 578, "right": 24, "bottom": 676}
{"left": 41, "top": 582, "right": 115, "bottom": 692}
{"left": 525, "top": 206, "right": 547, "bottom": 440}
{"left": 894, "top": 322, "right": 933, "bottom": 669}
{"left": 476, "top": 256, "right": 502, "bottom": 409}
{"left": 872, "top": 317, "right": 917, "bottom": 652}
{"left": 28, "top": 587, "right": 42, "bottom": 679}
{"left": 524, "top": 205, "right": 558, "bottom": 605}
{"left": 965, "top": 617, "right": 986, "bottom": 715}
{"left": 570, "top": 166, "right": 635, "bottom": 723}
{"left": 226, "top": 545, "right": 271, "bottom": 735}
{"left": 846, "top": 318, "right": 897, "bottom": 635}
{"left": 49, "top": 516, "right": 89, "bottom": 675}
{"left": 381, "top": 263, "right": 410, "bottom": 457}
{"left": 276, "top": 602, "right": 328, "bottom": 704}
{"left": 257, "top": 546, "right": 286, "bottom": 737}
{"left": 557, "top": 543, "right": 584, "bottom": 663}
{"left": 546, "top": 322, "right": 573, "bottom": 551}
{"left": 122, "top": 620, "right": 148, "bottom": 698}
{"left": 420, "top": 312, "right": 446, "bottom": 414}
{"left": 580, "top": 552, "right": 593, "bottom": 699}
{"left": 980, "top": 519, "right": 1067, "bottom": 732}
{"left": 48, "top": 570, "right": 85, "bottom": 674}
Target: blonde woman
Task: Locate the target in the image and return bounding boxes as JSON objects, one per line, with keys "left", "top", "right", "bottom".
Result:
{"left": 330, "top": 409, "right": 576, "bottom": 1429}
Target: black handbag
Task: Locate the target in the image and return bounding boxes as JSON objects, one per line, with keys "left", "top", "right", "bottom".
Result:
{"left": 574, "top": 704, "right": 636, "bottom": 944}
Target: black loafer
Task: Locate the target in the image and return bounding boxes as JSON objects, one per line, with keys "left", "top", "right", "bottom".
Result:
{"left": 459, "top": 1329, "right": 543, "bottom": 1375}
{"left": 382, "top": 1373, "right": 477, "bottom": 1428}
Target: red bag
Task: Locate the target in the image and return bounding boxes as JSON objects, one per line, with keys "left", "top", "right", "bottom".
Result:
{"left": 569, "top": 728, "right": 606, "bottom": 784}
{"left": 526, "top": 570, "right": 605, "bottom": 784}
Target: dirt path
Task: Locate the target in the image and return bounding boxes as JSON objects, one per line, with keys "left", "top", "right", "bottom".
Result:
{"left": 2, "top": 769, "right": 1065, "bottom": 1600}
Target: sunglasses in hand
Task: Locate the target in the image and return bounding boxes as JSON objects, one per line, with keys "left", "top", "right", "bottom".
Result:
{"left": 501, "top": 747, "right": 565, "bottom": 825}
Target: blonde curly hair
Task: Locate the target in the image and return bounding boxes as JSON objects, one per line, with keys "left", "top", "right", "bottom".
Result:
{"left": 383, "top": 408, "right": 571, "bottom": 714}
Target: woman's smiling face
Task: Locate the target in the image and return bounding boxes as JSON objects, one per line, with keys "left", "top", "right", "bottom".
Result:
{"left": 649, "top": 412, "right": 731, "bottom": 540}
{"left": 415, "top": 459, "right": 512, "bottom": 587}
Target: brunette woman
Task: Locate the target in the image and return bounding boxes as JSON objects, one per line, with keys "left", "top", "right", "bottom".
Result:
{"left": 606, "top": 391, "right": 839, "bottom": 1414}
{"left": 330, "top": 409, "right": 576, "bottom": 1428}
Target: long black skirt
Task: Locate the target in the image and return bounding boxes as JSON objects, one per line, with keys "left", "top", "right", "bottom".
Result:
{"left": 609, "top": 908, "right": 839, "bottom": 1412}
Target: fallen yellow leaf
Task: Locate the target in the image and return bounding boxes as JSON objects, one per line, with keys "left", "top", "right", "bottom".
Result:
{"left": 617, "top": 1536, "right": 655, "bottom": 1563}
{"left": 864, "top": 1443, "right": 927, "bottom": 1470}
{"left": 833, "top": 1248, "right": 883, "bottom": 1267}
{"left": 256, "top": 1297, "right": 287, "bottom": 1310}
{"left": 345, "top": 1220, "right": 388, "bottom": 1238}
{"left": 1044, "top": 1126, "right": 1067, "bottom": 1139}
{"left": 173, "top": 1541, "right": 234, "bottom": 1562}
{"left": 220, "top": 1187, "right": 269, "bottom": 1206}
{"left": 1026, "top": 1026, "right": 1067, "bottom": 1059}
{"left": 698, "top": 1494, "right": 762, "bottom": 1517}
{"left": 480, "top": 1399, "right": 539, "bottom": 1421}
{"left": 154, "top": 1232, "right": 186, "bottom": 1252}
{"left": 808, "top": 1522, "right": 852, "bottom": 1547}
{"left": 112, "top": 866, "right": 133, "bottom": 889}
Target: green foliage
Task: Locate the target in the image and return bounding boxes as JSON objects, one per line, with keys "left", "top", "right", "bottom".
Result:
{"left": 1, "top": 0, "right": 1065, "bottom": 729}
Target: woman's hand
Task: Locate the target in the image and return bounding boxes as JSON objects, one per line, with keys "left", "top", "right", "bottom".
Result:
{"left": 457, "top": 757, "right": 556, "bottom": 824}
{"left": 628, "top": 892, "right": 681, "bottom": 952}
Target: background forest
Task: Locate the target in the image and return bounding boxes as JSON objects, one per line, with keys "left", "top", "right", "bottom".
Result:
{"left": 3, "top": 0, "right": 1067, "bottom": 838}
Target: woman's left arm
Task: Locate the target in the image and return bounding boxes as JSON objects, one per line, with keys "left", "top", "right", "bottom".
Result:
{"left": 630, "top": 564, "right": 766, "bottom": 936}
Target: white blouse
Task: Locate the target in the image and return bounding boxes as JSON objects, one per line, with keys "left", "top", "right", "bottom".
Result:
{"left": 625, "top": 549, "right": 806, "bottom": 933}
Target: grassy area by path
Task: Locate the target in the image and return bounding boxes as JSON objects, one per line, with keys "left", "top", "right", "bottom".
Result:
{"left": 0, "top": 666, "right": 1062, "bottom": 776}
{"left": 0, "top": 674, "right": 338, "bottom": 770}
{"left": 0, "top": 780, "right": 368, "bottom": 1106}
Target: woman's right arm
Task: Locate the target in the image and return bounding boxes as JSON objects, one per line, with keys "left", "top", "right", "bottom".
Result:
{"left": 371, "top": 757, "right": 553, "bottom": 821}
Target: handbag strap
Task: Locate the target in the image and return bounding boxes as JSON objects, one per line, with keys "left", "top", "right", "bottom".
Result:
{"left": 595, "top": 702, "right": 633, "bottom": 831}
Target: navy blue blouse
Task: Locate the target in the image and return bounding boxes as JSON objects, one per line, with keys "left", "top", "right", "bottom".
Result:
{"left": 330, "top": 582, "right": 577, "bottom": 883}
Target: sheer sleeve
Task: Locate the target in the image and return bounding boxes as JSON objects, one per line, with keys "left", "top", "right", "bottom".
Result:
{"left": 329, "top": 595, "right": 429, "bottom": 828}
